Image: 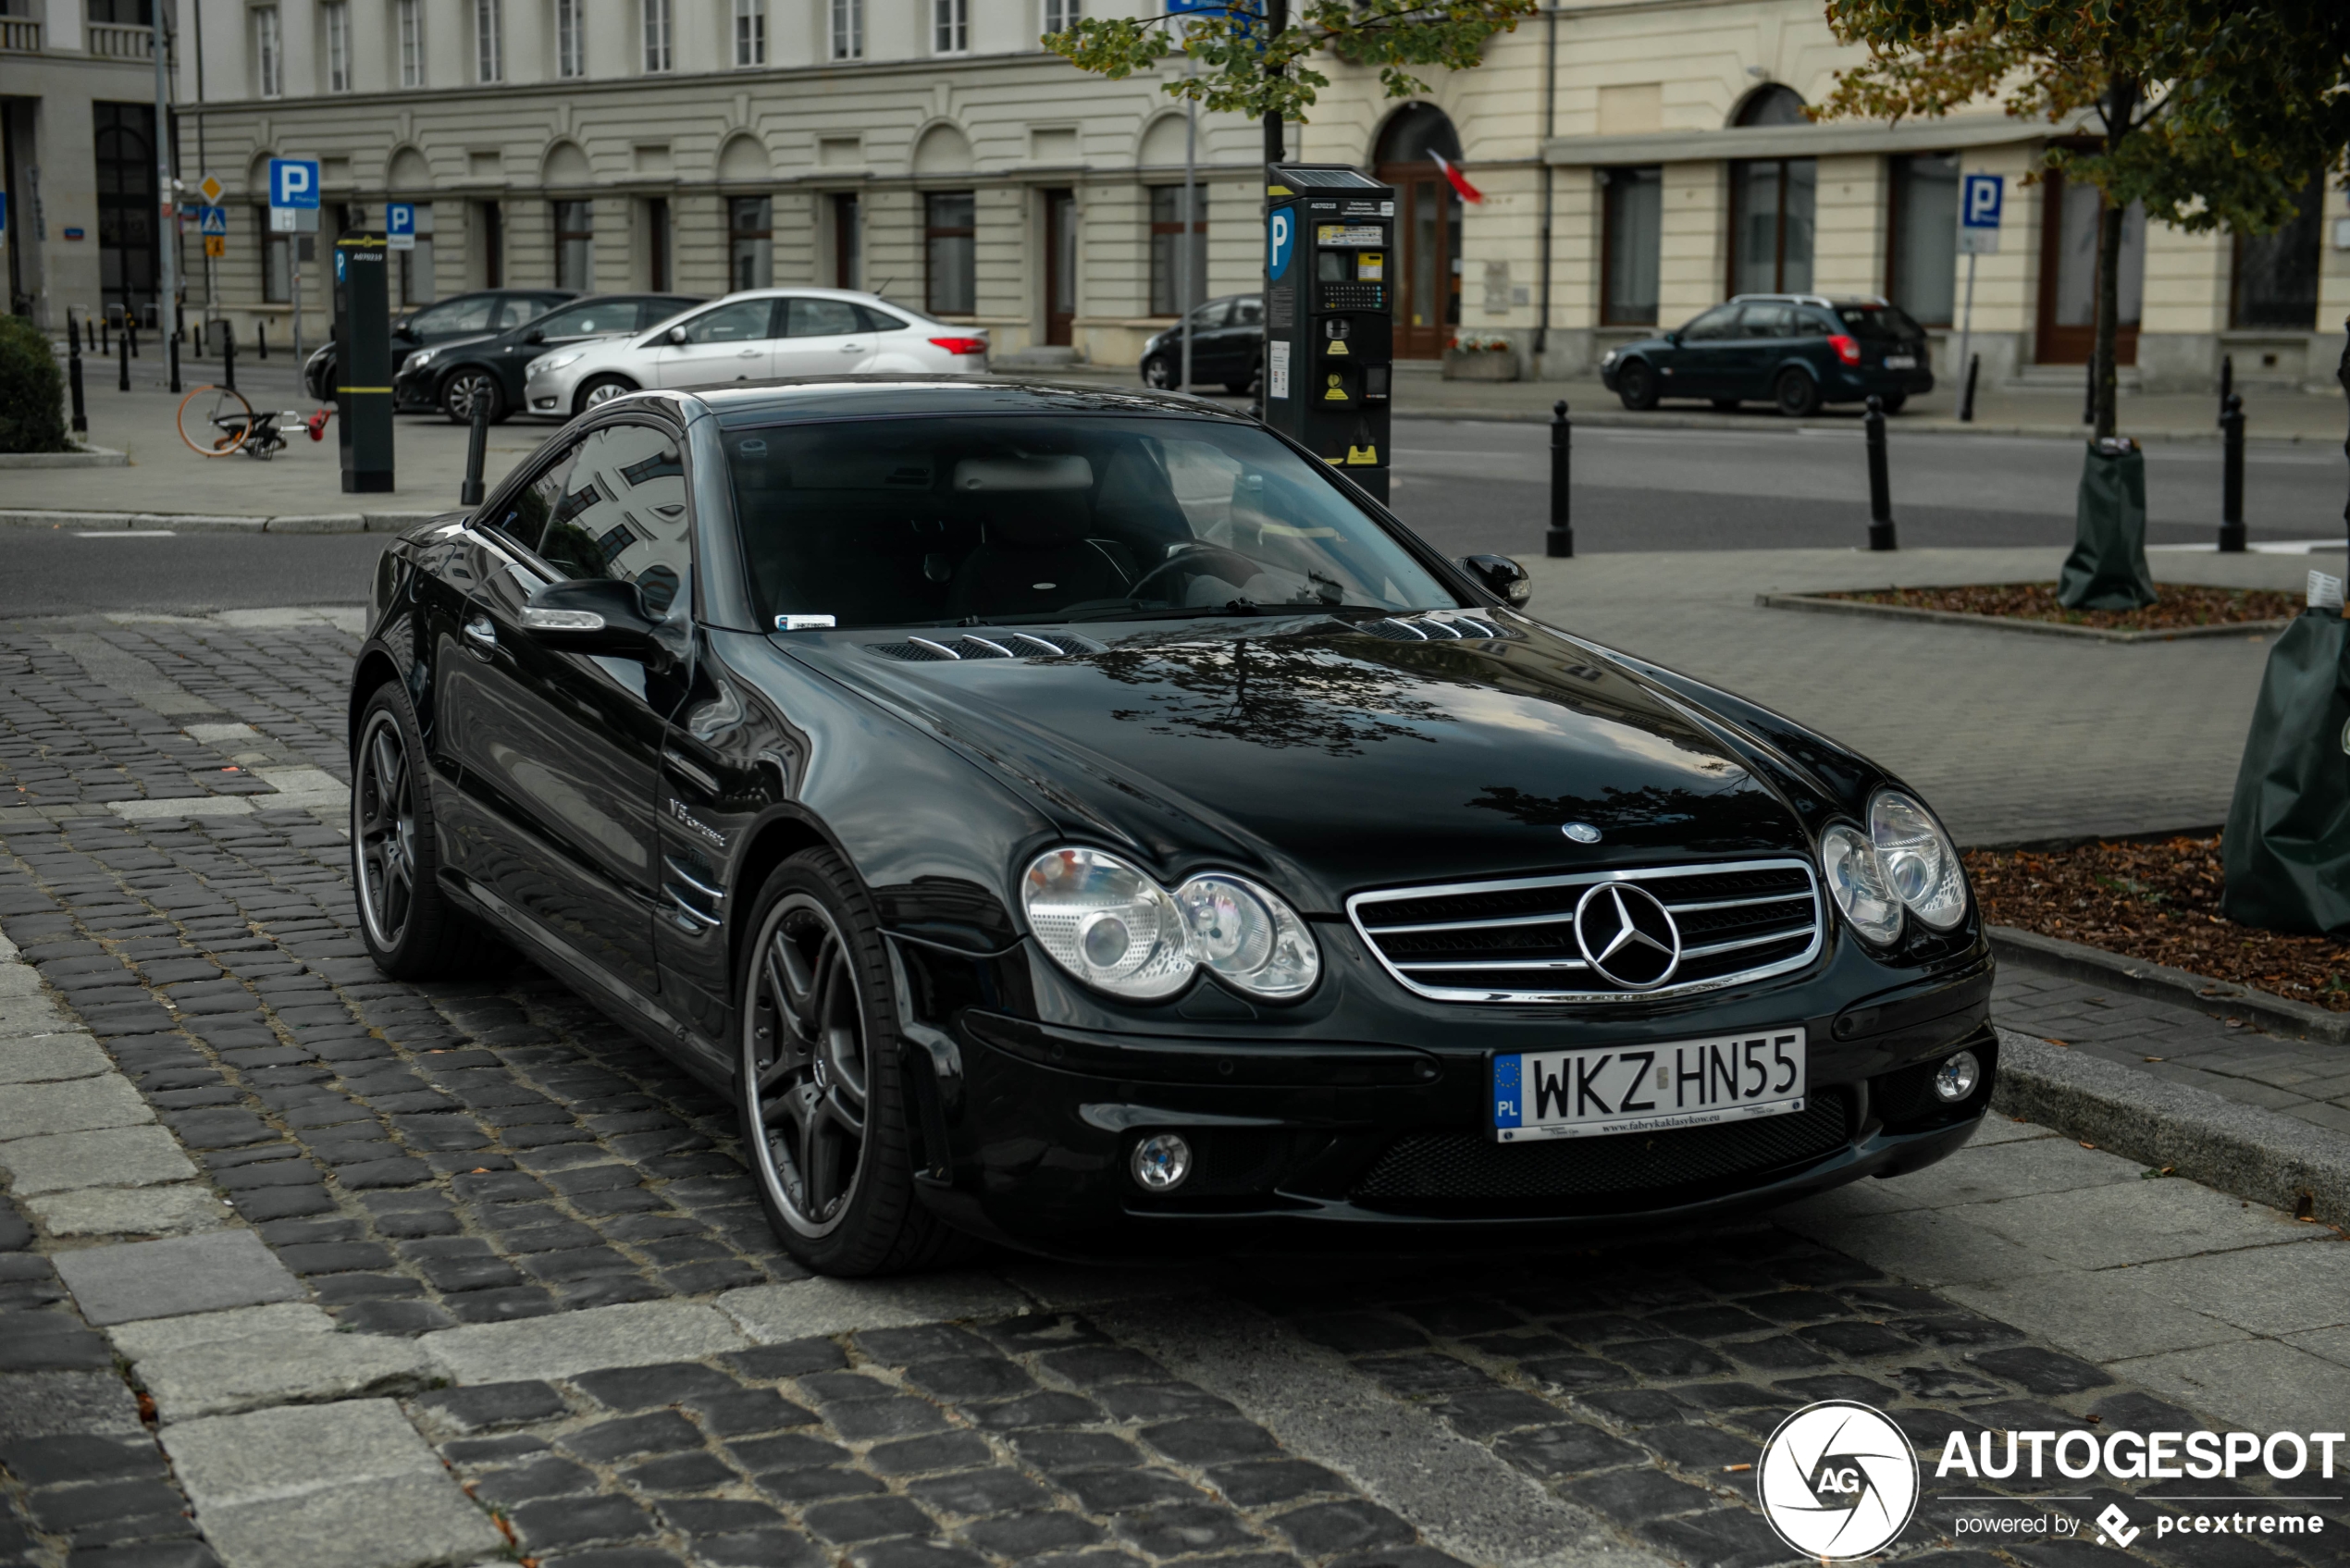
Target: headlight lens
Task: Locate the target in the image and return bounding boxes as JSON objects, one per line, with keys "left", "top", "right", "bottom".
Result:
{"left": 407, "top": 349, "right": 437, "bottom": 369}
{"left": 537, "top": 350, "right": 587, "bottom": 374}
{"left": 1820, "top": 823, "right": 1902, "bottom": 945}
{"left": 1175, "top": 873, "right": 1318, "bottom": 999}
{"left": 1021, "top": 849, "right": 1319, "bottom": 1002}
{"left": 1870, "top": 790, "right": 1968, "bottom": 930}
{"left": 1602, "top": 349, "right": 1619, "bottom": 367}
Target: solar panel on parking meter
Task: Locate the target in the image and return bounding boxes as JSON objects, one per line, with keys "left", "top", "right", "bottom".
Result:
{"left": 1261, "top": 163, "right": 1394, "bottom": 504}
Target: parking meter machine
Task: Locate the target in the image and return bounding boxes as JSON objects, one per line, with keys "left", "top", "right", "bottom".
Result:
{"left": 1263, "top": 165, "right": 1394, "bottom": 504}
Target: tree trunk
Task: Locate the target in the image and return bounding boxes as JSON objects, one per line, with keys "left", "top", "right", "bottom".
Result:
{"left": 2093, "top": 197, "right": 2123, "bottom": 439}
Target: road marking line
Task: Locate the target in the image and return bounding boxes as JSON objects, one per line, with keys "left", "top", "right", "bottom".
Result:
{"left": 76, "top": 530, "right": 179, "bottom": 537}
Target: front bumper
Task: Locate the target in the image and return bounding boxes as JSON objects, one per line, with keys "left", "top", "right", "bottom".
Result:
{"left": 907, "top": 972, "right": 1996, "bottom": 1256}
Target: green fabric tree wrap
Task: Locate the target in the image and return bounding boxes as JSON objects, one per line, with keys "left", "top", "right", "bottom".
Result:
{"left": 2220, "top": 610, "right": 2350, "bottom": 936}
{"left": 2058, "top": 441, "right": 2158, "bottom": 611}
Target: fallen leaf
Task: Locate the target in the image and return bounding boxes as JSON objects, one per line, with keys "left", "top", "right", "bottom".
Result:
{"left": 2079, "top": 1142, "right": 2097, "bottom": 1150}
{"left": 2143, "top": 1056, "right": 2165, "bottom": 1063}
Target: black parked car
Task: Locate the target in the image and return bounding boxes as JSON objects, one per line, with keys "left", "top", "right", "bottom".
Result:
{"left": 1140, "top": 293, "right": 1264, "bottom": 393}
{"left": 393, "top": 293, "right": 704, "bottom": 424}
{"left": 348, "top": 378, "right": 1993, "bottom": 1275}
{"left": 303, "top": 288, "right": 575, "bottom": 403}
{"left": 1602, "top": 294, "right": 1933, "bottom": 417}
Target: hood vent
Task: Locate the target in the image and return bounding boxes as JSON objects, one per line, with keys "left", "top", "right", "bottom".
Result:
{"left": 866, "top": 631, "right": 1100, "bottom": 662}
{"left": 1362, "top": 614, "right": 1509, "bottom": 643}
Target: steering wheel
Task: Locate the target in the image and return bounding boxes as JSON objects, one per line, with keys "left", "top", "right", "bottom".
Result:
{"left": 1123, "top": 543, "right": 1267, "bottom": 606}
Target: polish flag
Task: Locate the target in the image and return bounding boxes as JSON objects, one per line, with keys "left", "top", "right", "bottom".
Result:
{"left": 1430, "top": 150, "right": 1483, "bottom": 204}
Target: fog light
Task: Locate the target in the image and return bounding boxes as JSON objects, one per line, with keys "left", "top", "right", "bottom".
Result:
{"left": 1933, "top": 1050, "right": 1982, "bottom": 1104}
{"left": 1130, "top": 1133, "right": 1192, "bottom": 1192}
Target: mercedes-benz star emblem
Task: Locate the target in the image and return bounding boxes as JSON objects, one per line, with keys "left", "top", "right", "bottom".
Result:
{"left": 1574, "top": 883, "right": 1682, "bottom": 990}
{"left": 1561, "top": 822, "right": 1602, "bottom": 843}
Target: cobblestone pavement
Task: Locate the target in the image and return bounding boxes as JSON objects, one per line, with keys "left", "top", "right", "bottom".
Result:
{"left": 4, "top": 611, "right": 2350, "bottom": 1568}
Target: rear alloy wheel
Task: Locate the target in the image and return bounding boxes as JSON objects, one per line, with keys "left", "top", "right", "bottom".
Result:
{"left": 575, "top": 375, "right": 636, "bottom": 416}
{"left": 1615, "top": 360, "right": 1659, "bottom": 411}
{"left": 352, "top": 685, "right": 483, "bottom": 979}
{"left": 1142, "top": 355, "right": 1175, "bottom": 389}
{"left": 739, "top": 849, "right": 976, "bottom": 1276}
{"left": 1775, "top": 366, "right": 1823, "bottom": 418}
{"left": 439, "top": 369, "right": 505, "bottom": 425}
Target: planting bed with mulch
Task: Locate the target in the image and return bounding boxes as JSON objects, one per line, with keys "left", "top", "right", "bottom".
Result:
{"left": 1824, "top": 582, "right": 2297, "bottom": 632}
{"left": 1963, "top": 834, "right": 2350, "bottom": 1009}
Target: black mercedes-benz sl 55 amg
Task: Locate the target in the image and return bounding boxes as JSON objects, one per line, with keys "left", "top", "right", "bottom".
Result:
{"left": 346, "top": 378, "right": 1995, "bottom": 1276}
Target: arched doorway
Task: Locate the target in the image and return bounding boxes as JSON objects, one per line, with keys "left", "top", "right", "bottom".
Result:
{"left": 1374, "top": 104, "right": 1462, "bottom": 360}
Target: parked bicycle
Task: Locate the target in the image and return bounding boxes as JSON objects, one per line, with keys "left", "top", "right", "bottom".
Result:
{"left": 175, "top": 385, "right": 332, "bottom": 460}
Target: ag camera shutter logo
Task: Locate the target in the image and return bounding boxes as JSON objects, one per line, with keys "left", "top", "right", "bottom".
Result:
{"left": 1757, "top": 1401, "right": 1919, "bottom": 1560}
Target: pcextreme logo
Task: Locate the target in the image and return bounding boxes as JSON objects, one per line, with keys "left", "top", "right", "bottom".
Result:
{"left": 1757, "top": 1401, "right": 1920, "bottom": 1560}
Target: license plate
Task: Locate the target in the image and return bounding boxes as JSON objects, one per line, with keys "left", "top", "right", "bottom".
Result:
{"left": 1490, "top": 1027, "right": 1807, "bottom": 1142}
{"left": 1883, "top": 354, "right": 1916, "bottom": 369}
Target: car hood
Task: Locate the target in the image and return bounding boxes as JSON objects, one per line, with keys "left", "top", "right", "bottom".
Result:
{"left": 785, "top": 611, "right": 1817, "bottom": 907}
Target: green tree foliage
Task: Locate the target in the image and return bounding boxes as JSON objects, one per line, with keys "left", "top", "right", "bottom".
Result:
{"left": 1815, "top": 0, "right": 2343, "bottom": 438}
{"left": 0, "top": 315, "right": 70, "bottom": 455}
{"left": 1044, "top": 0, "right": 1536, "bottom": 128}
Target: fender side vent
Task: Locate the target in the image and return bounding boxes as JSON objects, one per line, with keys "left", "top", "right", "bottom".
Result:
{"left": 1363, "top": 614, "right": 1508, "bottom": 642}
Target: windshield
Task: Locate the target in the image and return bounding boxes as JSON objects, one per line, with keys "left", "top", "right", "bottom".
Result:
{"left": 528, "top": 301, "right": 646, "bottom": 339}
{"left": 1836, "top": 303, "right": 1924, "bottom": 340}
{"left": 726, "top": 415, "right": 1459, "bottom": 629}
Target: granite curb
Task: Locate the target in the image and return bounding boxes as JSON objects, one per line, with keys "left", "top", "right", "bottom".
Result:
{"left": 1990, "top": 922, "right": 2350, "bottom": 1044}
{"left": 1756, "top": 591, "right": 2294, "bottom": 643}
{"left": 0, "top": 510, "right": 443, "bottom": 534}
{"left": 1990, "top": 1025, "right": 2350, "bottom": 1228}
{"left": 0, "top": 448, "right": 129, "bottom": 470}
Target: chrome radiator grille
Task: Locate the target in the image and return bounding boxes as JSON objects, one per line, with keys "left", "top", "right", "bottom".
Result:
{"left": 1347, "top": 858, "right": 1823, "bottom": 1003}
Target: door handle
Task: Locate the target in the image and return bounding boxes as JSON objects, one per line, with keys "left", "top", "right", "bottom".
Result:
{"left": 838, "top": 343, "right": 864, "bottom": 353}
{"left": 737, "top": 347, "right": 759, "bottom": 357}
{"left": 463, "top": 614, "right": 497, "bottom": 654}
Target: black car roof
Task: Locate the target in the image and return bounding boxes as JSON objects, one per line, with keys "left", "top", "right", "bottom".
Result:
{"left": 696, "top": 377, "right": 1256, "bottom": 428}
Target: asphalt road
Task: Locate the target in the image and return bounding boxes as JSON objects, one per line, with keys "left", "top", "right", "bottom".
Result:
{"left": 7, "top": 414, "right": 2342, "bottom": 615}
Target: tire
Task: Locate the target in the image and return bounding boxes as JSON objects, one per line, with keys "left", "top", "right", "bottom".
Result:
{"left": 351, "top": 682, "right": 486, "bottom": 980}
{"left": 1711, "top": 398, "right": 1741, "bottom": 413}
{"left": 438, "top": 369, "right": 506, "bottom": 426}
{"left": 1879, "top": 393, "right": 1909, "bottom": 414}
{"left": 1236, "top": 360, "right": 1263, "bottom": 397}
{"left": 306, "top": 357, "right": 336, "bottom": 402}
{"left": 738, "top": 848, "right": 979, "bottom": 1277}
{"left": 574, "top": 375, "right": 637, "bottom": 416}
{"left": 1775, "top": 366, "right": 1823, "bottom": 418}
{"left": 1615, "top": 360, "right": 1659, "bottom": 411}
{"left": 1142, "top": 356, "right": 1174, "bottom": 390}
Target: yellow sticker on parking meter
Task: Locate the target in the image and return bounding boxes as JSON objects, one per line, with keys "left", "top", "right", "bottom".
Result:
{"left": 1326, "top": 339, "right": 1349, "bottom": 355}
{"left": 1347, "top": 445, "right": 1379, "bottom": 464}
{"left": 1358, "top": 253, "right": 1385, "bottom": 281}
{"left": 1324, "top": 375, "right": 1348, "bottom": 401}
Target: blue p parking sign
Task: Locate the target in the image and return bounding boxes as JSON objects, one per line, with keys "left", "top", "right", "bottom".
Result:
{"left": 268, "top": 158, "right": 321, "bottom": 209}
{"left": 1962, "top": 174, "right": 2002, "bottom": 229}
{"left": 1267, "top": 210, "right": 1293, "bottom": 281}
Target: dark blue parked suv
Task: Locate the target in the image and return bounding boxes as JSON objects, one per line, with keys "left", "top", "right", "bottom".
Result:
{"left": 1601, "top": 294, "right": 1933, "bottom": 417}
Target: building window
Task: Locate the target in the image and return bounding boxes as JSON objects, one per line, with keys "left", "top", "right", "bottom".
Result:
{"left": 323, "top": 1, "right": 351, "bottom": 90}
{"left": 933, "top": 0, "right": 965, "bottom": 53}
{"left": 1600, "top": 166, "right": 1661, "bottom": 326}
{"left": 646, "top": 197, "right": 671, "bottom": 290}
{"left": 925, "top": 191, "right": 974, "bottom": 315}
{"left": 254, "top": 6, "right": 282, "bottom": 97}
{"left": 834, "top": 192, "right": 860, "bottom": 287}
{"left": 396, "top": 0, "right": 422, "bottom": 86}
{"left": 1043, "top": 0, "right": 1077, "bottom": 31}
{"left": 555, "top": 0, "right": 584, "bottom": 77}
{"left": 1886, "top": 152, "right": 1959, "bottom": 327}
{"left": 828, "top": 0, "right": 860, "bottom": 56}
{"left": 473, "top": 0, "right": 501, "bottom": 81}
{"left": 1148, "top": 185, "right": 1206, "bottom": 317}
{"left": 554, "top": 201, "right": 593, "bottom": 291}
{"left": 475, "top": 199, "right": 503, "bottom": 287}
{"left": 93, "top": 104, "right": 158, "bottom": 319}
{"left": 642, "top": 0, "right": 671, "bottom": 70}
{"left": 730, "top": 196, "right": 773, "bottom": 290}
{"left": 1730, "top": 157, "right": 1815, "bottom": 295}
{"left": 2232, "top": 178, "right": 2324, "bottom": 330}
{"left": 732, "top": 0, "right": 763, "bottom": 64}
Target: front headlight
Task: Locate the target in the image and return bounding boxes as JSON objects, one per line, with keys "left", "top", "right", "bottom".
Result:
{"left": 1602, "top": 349, "right": 1619, "bottom": 368}
{"left": 1021, "top": 848, "right": 1320, "bottom": 1002}
{"left": 536, "top": 350, "right": 587, "bottom": 375}
{"left": 1820, "top": 823, "right": 1902, "bottom": 945}
{"left": 1870, "top": 790, "right": 1967, "bottom": 930}
{"left": 406, "top": 349, "right": 437, "bottom": 370}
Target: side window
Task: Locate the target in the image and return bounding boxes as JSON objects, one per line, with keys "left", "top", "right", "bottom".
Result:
{"left": 1737, "top": 303, "right": 1793, "bottom": 338}
{"left": 495, "top": 441, "right": 580, "bottom": 556}
{"left": 855, "top": 304, "right": 908, "bottom": 333}
{"left": 537, "top": 424, "right": 693, "bottom": 616}
{"left": 1230, "top": 297, "right": 1262, "bottom": 327}
{"left": 491, "top": 297, "right": 537, "bottom": 330}
{"left": 1682, "top": 305, "right": 1738, "bottom": 340}
{"left": 785, "top": 298, "right": 864, "bottom": 338}
{"left": 674, "top": 299, "right": 775, "bottom": 345}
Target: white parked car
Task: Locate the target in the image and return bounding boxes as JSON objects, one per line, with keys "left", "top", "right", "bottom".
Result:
{"left": 523, "top": 289, "right": 989, "bottom": 417}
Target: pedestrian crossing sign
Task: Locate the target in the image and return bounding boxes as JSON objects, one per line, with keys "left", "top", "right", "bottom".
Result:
{"left": 196, "top": 205, "right": 229, "bottom": 237}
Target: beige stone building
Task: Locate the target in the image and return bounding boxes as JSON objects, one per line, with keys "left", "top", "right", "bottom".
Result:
{"left": 16, "top": 0, "right": 2343, "bottom": 388}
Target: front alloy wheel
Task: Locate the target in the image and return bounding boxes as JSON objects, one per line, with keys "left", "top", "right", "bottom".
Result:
{"left": 439, "top": 369, "right": 503, "bottom": 425}
{"left": 1142, "top": 355, "right": 1175, "bottom": 389}
{"left": 353, "top": 708, "right": 419, "bottom": 953}
{"left": 746, "top": 893, "right": 872, "bottom": 1238}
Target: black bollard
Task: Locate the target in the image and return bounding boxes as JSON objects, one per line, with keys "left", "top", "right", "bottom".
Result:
{"left": 2220, "top": 353, "right": 2233, "bottom": 424}
{"left": 1960, "top": 353, "right": 1980, "bottom": 425}
{"left": 1546, "top": 400, "right": 1574, "bottom": 558}
{"left": 255, "top": 320, "right": 267, "bottom": 360}
{"left": 99, "top": 314, "right": 111, "bottom": 357}
{"left": 460, "top": 387, "right": 491, "bottom": 507}
{"left": 127, "top": 315, "right": 138, "bottom": 360}
{"left": 222, "top": 320, "right": 236, "bottom": 393}
{"left": 67, "top": 324, "right": 87, "bottom": 436}
{"left": 168, "top": 328, "right": 181, "bottom": 396}
{"left": 70, "top": 313, "right": 82, "bottom": 356}
{"left": 117, "top": 322, "right": 130, "bottom": 392}
{"left": 2218, "top": 391, "right": 2246, "bottom": 553}
{"left": 1864, "top": 394, "right": 1898, "bottom": 551}
{"left": 2082, "top": 360, "right": 2094, "bottom": 426}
